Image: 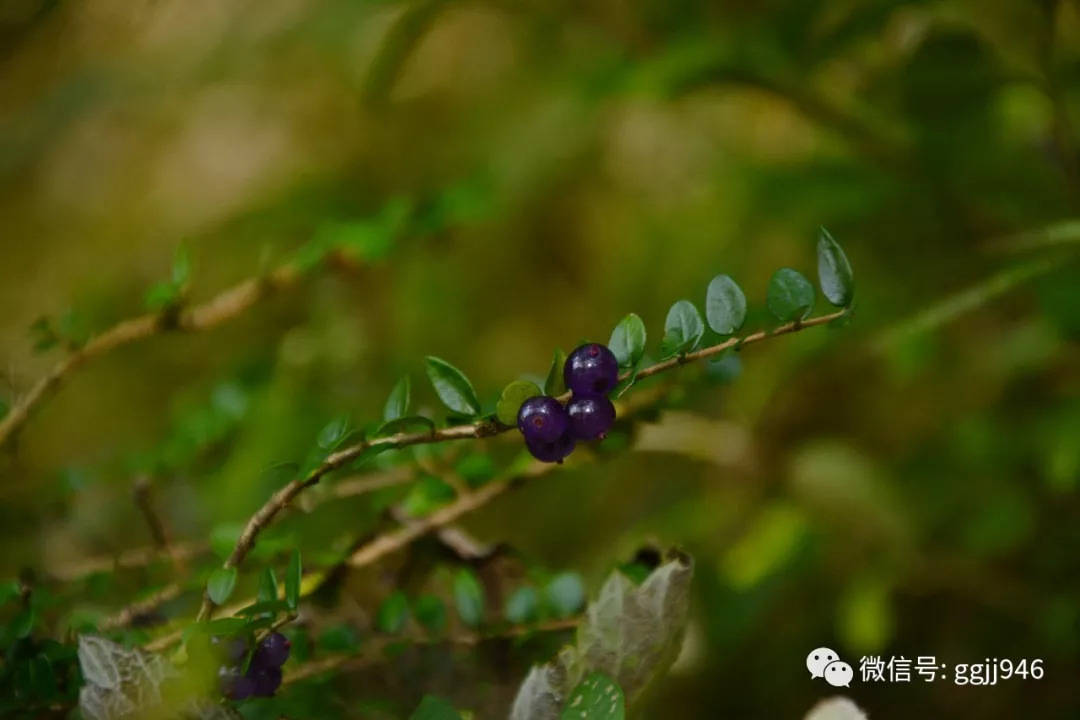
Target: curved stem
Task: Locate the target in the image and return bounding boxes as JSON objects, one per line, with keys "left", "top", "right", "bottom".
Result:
{"left": 194, "top": 308, "right": 848, "bottom": 621}
{"left": 0, "top": 266, "right": 301, "bottom": 448}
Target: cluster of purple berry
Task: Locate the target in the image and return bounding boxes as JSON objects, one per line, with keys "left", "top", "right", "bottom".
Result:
{"left": 212, "top": 632, "right": 290, "bottom": 700}
{"left": 517, "top": 343, "right": 619, "bottom": 463}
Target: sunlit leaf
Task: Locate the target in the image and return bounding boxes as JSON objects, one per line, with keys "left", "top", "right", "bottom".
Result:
{"left": 384, "top": 376, "right": 411, "bottom": 422}
{"left": 817, "top": 228, "right": 855, "bottom": 307}
{"left": 705, "top": 275, "right": 747, "bottom": 335}
{"left": 206, "top": 567, "right": 238, "bottom": 605}
{"left": 660, "top": 300, "right": 704, "bottom": 357}
{"left": 496, "top": 380, "right": 543, "bottom": 426}
{"left": 609, "top": 314, "right": 646, "bottom": 368}
{"left": 767, "top": 268, "right": 815, "bottom": 322}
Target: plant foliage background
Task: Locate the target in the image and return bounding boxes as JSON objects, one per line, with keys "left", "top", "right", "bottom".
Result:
{"left": 1, "top": 0, "right": 1079, "bottom": 717}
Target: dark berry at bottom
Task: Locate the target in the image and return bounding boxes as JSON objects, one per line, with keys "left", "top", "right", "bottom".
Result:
{"left": 517, "top": 396, "right": 570, "bottom": 443}
{"left": 250, "top": 665, "right": 283, "bottom": 697}
{"left": 219, "top": 666, "right": 256, "bottom": 700}
{"left": 567, "top": 395, "right": 616, "bottom": 440}
{"left": 525, "top": 433, "right": 575, "bottom": 463}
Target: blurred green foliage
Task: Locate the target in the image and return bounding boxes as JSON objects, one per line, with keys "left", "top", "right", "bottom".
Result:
{"left": 1, "top": 0, "right": 1080, "bottom": 717}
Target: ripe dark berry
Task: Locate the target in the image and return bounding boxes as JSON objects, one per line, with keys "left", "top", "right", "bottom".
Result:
{"left": 564, "top": 344, "right": 619, "bottom": 397}
{"left": 525, "top": 432, "right": 575, "bottom": 464}
{"left": 250, "top": 665, "right": 283, "bottom": 697}
{"left": 517, "top": 395, "right": 570, "bottom": 443}
{"left": 567, "top": 395, "right": 616, "bottom": 440}
{"left": 219, "top": 666, "right": 255, "bottom": 700}
{"left": 254, "top": 632, "right": 291, "bottom": 668}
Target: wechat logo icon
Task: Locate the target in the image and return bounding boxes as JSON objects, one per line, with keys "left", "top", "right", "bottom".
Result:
{"left": 807, "top": 647, "right": 854, "bottom": 688}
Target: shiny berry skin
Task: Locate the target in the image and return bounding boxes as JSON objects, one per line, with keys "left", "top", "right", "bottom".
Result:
{"left": 567, "top": 395, "right": 616, "bottom": 440}
{"left": 250, "top": 665, "right": 283, "bottom": 697}
{"left": 564, "top": 344, "right": 619, "bottom": 397}
{"left": 517, "top": 395, "right": 570, "bottom": 443}
{"left": 254, "top": 632, "right": 291, "bottom": 668}
{"left": 525, "top": 432, "right": 576, "bottom": 464}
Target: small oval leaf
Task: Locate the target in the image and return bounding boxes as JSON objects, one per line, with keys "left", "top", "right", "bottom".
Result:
{"left": 414, "top": 594, "right": 447, "bottom": 633}
{"left": 817, "top": 228, "right": 855, "bottom": 307}
{"left": 453, "top": 568, "right": 485, "bottom": 628}
{"left": 383, "top": 376, "right": 411, "bottom": 422}
{"left": 496, "top": 380, "right": 543, "bottom": 426}
{"left": 376, "top": 590, "right": 410, "bottom": 634}
{"left": 286, "top": 549, "right": 302, "bottom": 611}
{"left": 505, "top": 586, "right": 540, "bottom": 624}
{"left": 545, "top": 572, "right": 587, "bottom": 618}
{"left": 207, "top": 567, "right": 238, "bottom": 605}
{"left": 767, "top": 268, "right": 816, "bottom": 322}
{"left": 257, "top": 568, "right": 279, "bottom": 603}
{"left": 608, "top": 314, "right": 646, "bottom": 368}
{"left": 660, "top": 300, "right": 704, "bottom": 357}
{"left": 705, "top": 275, "right": 747, "bottom": 335}
{"left": 425, "top": 356, "right": 482, "bottom": 416}
{"left": 317, "top": 415, "right": 350, "bottom": 450}
{"left": 559, "top": 672, "right": 625, "bottom": 720}
{"left": 545, "top": 348, "right": 568, "bottom": 396}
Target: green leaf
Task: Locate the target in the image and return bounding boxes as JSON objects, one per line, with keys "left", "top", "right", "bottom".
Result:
{"left": 545, "top": 348, "right": 568, "bottom": 395}
{"left": 257, "top": 568, "right": 279, "bottom": 603}
{"left": 376, "top": 591, "right": 410, "bottom": 633}
{"left": 236, "top": 599, "right": 291, "bottom": 617}
{"left": 286, "top": 549, "right": 302, "bottom": 610}
{"left": 456, "top": 453, "right": 496, "bottom": 488}
{"left": 453, "top": 568, "right": 484, "bottom": 628}
{"left": 767, "top": 268, "right": 816, "bottom": 322}
{"left": 207, "top": 567, "right": 238, "bottom": 605}
{"left": 172, "top": 243, "right": 191, "bottom": 286}
{"left": 545, "top": 572, "right": 586, "bottom": 619}
{"left": 0, "top": 579, "right": 20, "bottom": 607}
{"left": 496, "top": 380, "right": 543, "bottom": 426}
{"left": 608, "top": 313, "right": 646, "bottom": 368}
{"left": 144, "top": 281, "right": 179, "bottom": 311}
{"left": 705, "top": 274, "right": 747, "bottom": 335}
{"left": 410, "top": 695, "right": 463, "bottom": 720}
{"left": 317, "top": 415, "right": 350, "bottom": 450}
{"left": 383, "top": 376, "right": 411, "bottom": 422}
{"left": 29, "top": 655, "right": 59, "bottom": 700}
{"left": 11, "top": 609, "right": 35, "bottom": 638}
{"left": 202, "top": 617, "right": 248, "bottom": 636}
{"left": 376, "top": 415, "right": 435, "bottom": 437}
{"left": 659, "top": 300, "right": 705, "bottom": 357}
{"left": 559, "top": 673, "right": 625, "bottom": 720}
{"left": 414, "top": 594, "right": 447, "bottom": 633}
{"left": 317, "top": 623, "right": 362, "bottom": 653}
{"left": 505, "top": 587, "right": 540, "bottom": 624}
{"left": 425, "top": 356, "right": 482, "bottom": 416}
{"left": 351, "top": 444, "right": 397, "bottom": 469}
{"left": 817, "top": 228, "right": 855, "bottom": 307}
{"left": 401, "top": 476, "right": 457, "bottom": 518}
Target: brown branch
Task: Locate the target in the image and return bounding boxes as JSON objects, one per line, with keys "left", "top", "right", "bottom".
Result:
{"left": 283, "top": 616, "right": 580, "bottom": 684}
{"left": 0, "top": 265, "right": 300, "bottom": 448}
{"left": 100, "top": 583, "right": 183, "bottom": 631}
{"left": 194, "top": 309, "right": 847, "bottom": 621}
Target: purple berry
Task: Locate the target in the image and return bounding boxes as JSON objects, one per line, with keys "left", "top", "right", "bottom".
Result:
{"left": 564, "top": 344, "right": 619, "bottom": 397}
{"left": 567, "top": 395, "right": 616, "bottom": 440}
{"left": 525, "top": 432, "right": 575, "bottom": 464}
{"left": 219, "top": 666, "right": 255, "bottom": 700}
{"left": 254, "top": 632, "right": 291, "bottom": 668}
{"left": 249, "top": 665, "right": 283, "bottom": 697}
{"left": 517, "top": 396, "right": 570, "bottom": 443}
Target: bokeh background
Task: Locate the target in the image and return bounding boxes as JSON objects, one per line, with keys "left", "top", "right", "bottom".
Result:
{"left": 2, "top": 0, "right": 1079, "bottom": 717}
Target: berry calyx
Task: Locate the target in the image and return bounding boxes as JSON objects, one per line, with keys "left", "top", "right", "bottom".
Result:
{"left": 525, "top": 432, "right": 576, "bottom": 464}
{"left": 517, "top": 395, "right": 570, "bottom": 443}
{"left": 254, "top": 632, "right": 291, "bottom": 668}
{"left": 567, "top": 395, "right": 616, "bottom": 441}
{"left": 564, "top": 344, "right": 619, "bottom": 397}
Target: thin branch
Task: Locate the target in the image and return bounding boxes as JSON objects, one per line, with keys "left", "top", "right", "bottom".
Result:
{"left": 283, "top": 616, "right": 580, "bottom": 684}
{"left": 194, "top": 309, "right": 846, "bottom": 621}
{"left": 100, "top": 583, "right": 183, "bottom": 631}
{"left": 49, "top": 540, "right": 211, "bottom": 583}
{"left": 0, "top": 265, "right": 301, "bottom": 448}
